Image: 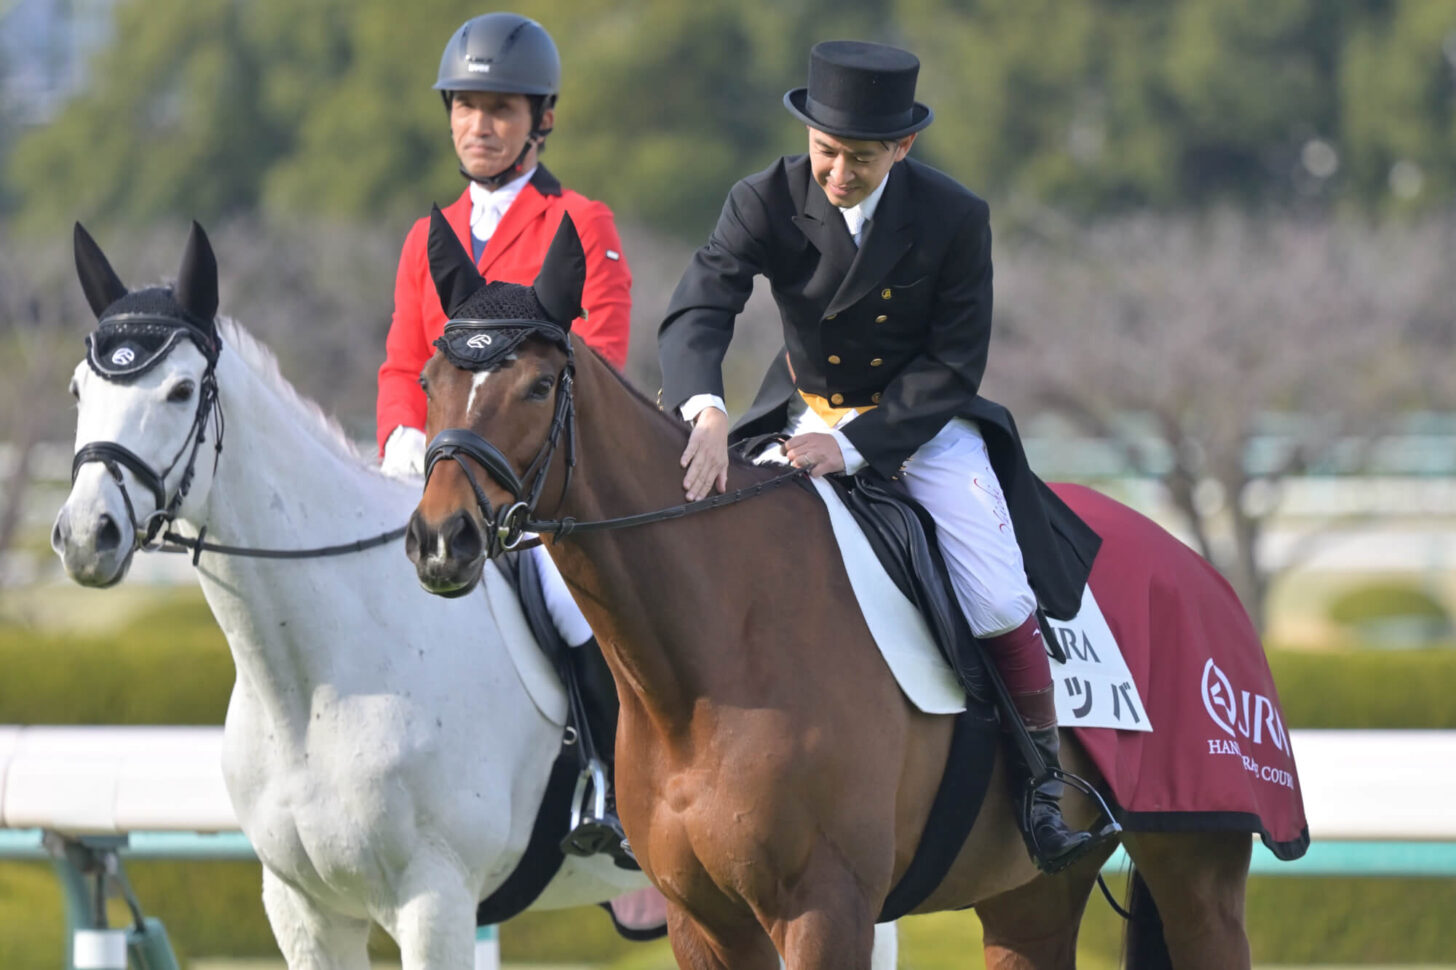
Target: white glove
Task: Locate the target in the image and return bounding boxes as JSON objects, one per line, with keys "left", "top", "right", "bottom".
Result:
{"left": 380, "top": 425, "right": 426, "bottom": 480}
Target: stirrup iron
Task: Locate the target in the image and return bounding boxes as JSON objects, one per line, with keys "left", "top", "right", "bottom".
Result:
{"left": 560, "top": 757, "right": 635, "bottom": 866}
{"left": 1020, "top": 765, "right": 1122, "bottom": 874}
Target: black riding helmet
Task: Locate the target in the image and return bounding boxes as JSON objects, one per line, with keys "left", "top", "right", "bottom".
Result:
{"left": 436, "top": 13, "right": 559, "bottom": 188}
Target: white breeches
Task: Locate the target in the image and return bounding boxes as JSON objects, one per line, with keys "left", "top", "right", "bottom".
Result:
{"left": 789, "top": 407, "right": 1037, "bottom": 637}
{"left": 530, "top": 542, "right": 594, "bottom": 647}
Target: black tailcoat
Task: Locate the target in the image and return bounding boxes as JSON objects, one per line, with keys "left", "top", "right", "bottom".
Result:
{"left": 658, "top": 154, "right": 1098, "bottom": 619}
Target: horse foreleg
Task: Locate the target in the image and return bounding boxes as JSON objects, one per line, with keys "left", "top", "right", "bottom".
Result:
{"left": 764, "top": 841, "right": 879, "bottom": 970}
{"left": 261, "top": 868, "right": 371, "bottom": 970}
{"left": 666, "top": 902, "right": 779, "bottom": 970}
{"left": 1121, "top": 830, "right": 1251, "bottom": 970}
{"left": 974, "top": 843, "right": 1110, "bottom": 970}
{"left": 381, "top": 858, "right": 479, "bottom": 970}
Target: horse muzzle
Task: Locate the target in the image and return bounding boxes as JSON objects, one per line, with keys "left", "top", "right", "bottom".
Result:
{"left": 51, "top": 498, "right": 135, "bottom": 588}
{"left": 406, "top": 507, "right": 488, "bottom": 597}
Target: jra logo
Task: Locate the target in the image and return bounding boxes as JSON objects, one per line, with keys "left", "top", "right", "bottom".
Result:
{"left": 1201, "top": 658, "right": 1289, "bottom": 753}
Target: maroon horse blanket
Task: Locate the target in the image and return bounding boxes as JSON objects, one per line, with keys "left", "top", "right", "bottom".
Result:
{"left": 1050, "top": 483, "right": 1310, "bottom": 860}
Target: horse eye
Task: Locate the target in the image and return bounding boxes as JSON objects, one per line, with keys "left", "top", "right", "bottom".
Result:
{"left": 527, "top": 375, "right": 555, "bottom": 401}
{"left": 168, "top": 380, "right": 195, "bottom": 404}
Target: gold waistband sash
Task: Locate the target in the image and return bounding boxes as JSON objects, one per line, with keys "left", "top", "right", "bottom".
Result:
{"left": 798, "top": 389, "right": 878, "bottom": 428}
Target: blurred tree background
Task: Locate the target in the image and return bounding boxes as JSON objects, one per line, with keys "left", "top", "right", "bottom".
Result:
{"left": 6, "top": 0, "right": 1456, "bottom": 233}
{"left": 5, "top": 0, "right": 1455, "bottom": 627}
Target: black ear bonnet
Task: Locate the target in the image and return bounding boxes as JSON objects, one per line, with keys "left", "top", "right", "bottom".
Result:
{"left": 76, "top": 222, "right": 221, "bottom": 383}
{"left": 86, "top": 290, "right": 219, "bottom": 381}
{"left": 426, "top": 206, "right": 584, "bottom": 371}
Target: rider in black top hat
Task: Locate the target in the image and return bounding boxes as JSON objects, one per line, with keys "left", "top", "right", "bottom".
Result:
{"left": 658, "top": 40, "right": 1110, "bottom": 873}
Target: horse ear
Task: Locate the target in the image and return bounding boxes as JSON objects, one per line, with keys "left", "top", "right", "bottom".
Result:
{"left": 74, "top": 222, "right": 128, "bottom": 318}
{"left": 533, "top": 213, "right": 585, "bottom": 329}
{"left": 175, "top": 221, "right": 219, "bottom": 328}
{"left": 427, "top": 204, "right": 484, "bottom": 315}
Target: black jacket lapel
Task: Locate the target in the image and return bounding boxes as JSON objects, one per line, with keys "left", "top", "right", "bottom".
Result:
{"left": 826, "top": 164, "right": 914, "bottom": 317}
{"left": 790, "top": 169, "right": 859, "bottom": 287}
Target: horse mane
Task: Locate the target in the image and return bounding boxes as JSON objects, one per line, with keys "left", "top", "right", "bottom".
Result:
{"left": 575, "top": 338, "right": 780, "bottom": 478}
{"left": 216, "top": 317, "right": 373, "bottom": 470}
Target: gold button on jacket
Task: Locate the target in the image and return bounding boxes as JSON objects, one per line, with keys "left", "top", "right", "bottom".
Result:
{"left": 827, "top": 354, "right": 841, "bottom": 364}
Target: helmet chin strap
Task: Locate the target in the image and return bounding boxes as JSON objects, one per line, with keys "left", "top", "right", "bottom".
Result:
{"left": 458, "top": 127, "right": 550, "bottom": 189}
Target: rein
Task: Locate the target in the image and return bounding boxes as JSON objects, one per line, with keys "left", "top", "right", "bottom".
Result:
{"left": 155, "top": 524, "right": 409, "bottom": 566}
{"left": 423, "top": 353, "right": 808, "bottom": 556}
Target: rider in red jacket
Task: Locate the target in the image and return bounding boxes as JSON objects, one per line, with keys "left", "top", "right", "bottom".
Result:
{"left": 378, "top": 13, "right": 635, "bottom": 867}
{"left": 378, "top": 12, "right": 631, "bottom": 467}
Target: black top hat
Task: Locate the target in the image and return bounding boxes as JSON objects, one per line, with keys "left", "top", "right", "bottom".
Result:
{"left": 784, "top": 40, "right": 933, "bottom": 141}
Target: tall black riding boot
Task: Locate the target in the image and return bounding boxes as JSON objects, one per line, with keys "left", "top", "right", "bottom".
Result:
{"left": 981, "top": 617, "right": 1107, "bottom": 874}
{"left": 1019, "top": 722, "right": 1097, "bottom": 874}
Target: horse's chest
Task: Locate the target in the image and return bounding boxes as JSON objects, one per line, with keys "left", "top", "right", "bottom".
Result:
{"left": 221, "top": 695, "right": 455, "bottom": 884}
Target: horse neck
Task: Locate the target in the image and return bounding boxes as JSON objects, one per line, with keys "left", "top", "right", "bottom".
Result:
{"left": 543, "top": 346, "right": 763, "bottom": 727}
{"left": 180, "top": 345, "right": 415, "bottom": 720}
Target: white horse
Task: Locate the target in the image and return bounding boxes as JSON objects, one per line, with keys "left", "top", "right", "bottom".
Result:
{"left": 50, "top": 223, "right": 898, "bottom": 969}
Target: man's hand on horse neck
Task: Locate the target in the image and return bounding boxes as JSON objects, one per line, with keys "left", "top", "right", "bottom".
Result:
{"left": 681, "top": 406, "right": 730, "bottom": 501}
{"left": 784, "top": 432, "right": 845, "bottom": 477}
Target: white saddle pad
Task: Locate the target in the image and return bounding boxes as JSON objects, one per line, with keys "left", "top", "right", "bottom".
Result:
{"left": 803, "top": 475, "right": 1149, "bottom": 728}
{"left": 808, "top": 477, "right": 967, "bottom": 714}
{"left": 481, "top": 560, "right": 569, "bottom": 726}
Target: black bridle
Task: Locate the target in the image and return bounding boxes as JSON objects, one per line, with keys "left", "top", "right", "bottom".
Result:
{"left": 425, "top": 354, "right": 580, "bottom": 558}
{"left": 422, "top": 349, "right": 807, "bottom": 560}
{"left": 72, "top": 336, "right": 407, "bottom": 564}
{"left": 72, "top": 356, "right": 224, "bottom": 551}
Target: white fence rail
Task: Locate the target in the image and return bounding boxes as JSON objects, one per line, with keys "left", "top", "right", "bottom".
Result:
{"left": 1, "top": 726, "right": 1445, "bottom": 842}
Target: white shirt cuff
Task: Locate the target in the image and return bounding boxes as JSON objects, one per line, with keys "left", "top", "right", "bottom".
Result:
{"left": 828, "top": 427, "right": 867, "bottom": 475}
{"left": 679, "top": 393, "right": 728, "bottom": 424}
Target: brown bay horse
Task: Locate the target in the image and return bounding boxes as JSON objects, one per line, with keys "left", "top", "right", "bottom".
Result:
{"left": 405, "top": 216, "right": 1254, "bottom": 970}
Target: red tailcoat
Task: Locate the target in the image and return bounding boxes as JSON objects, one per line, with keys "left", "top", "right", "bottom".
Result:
{"left": 378, "top": 166, "right": 632, "bottom": 451}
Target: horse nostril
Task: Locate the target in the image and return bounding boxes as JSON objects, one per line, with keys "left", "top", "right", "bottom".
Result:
{"left": 51, "top": 514, "right": 69, "bottom": 552}
{"left": 94, "top": 513, "right": 122, "bottom": 553}
{"left": 405, "top": 510, "right": 428, "bottom": 565}
{"left": 444, "top": 511, "right": 483, "bottom": 563}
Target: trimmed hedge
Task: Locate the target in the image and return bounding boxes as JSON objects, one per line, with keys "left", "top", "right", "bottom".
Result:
{"left": 1328, "top": 583, "right": 1450, "bottom": 624}
{"left": 3, "top": 591, "right": 1456, "bottom": 965}
{"left": 0, "top": 595, "right": 232, "bottom": 725}
{"left": 1269, "top": 647, "right": 1456, "bottom": 728}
